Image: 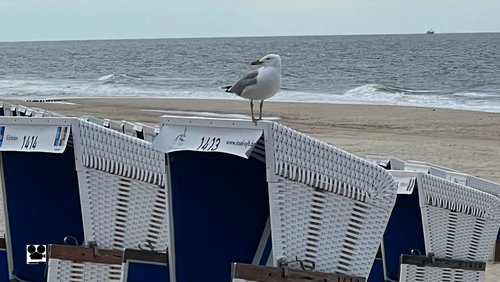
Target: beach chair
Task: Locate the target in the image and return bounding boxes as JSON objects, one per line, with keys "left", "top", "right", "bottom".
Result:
{"left": 397, "top": 173, "right": 500, "bottom": 282}
{"left": 405, "top": 159, "right": 500, "bottom": 262}
{"left": 73, "top": 119, "right": 168, "bottom": 250}
{"left": 0, "top": 116, "right": 168, "bottom": 281}
{"left": 365, "top": 156, "right": 500, "bottom": 281}
{"left": 366, "top": 159, "right": 500, "bottom": 281}
{"left": 152, "top": 116, "right": 397, "bottom": 282}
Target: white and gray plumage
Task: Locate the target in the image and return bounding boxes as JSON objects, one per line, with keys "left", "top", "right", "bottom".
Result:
{"left": 225, "top": 54, "right": 282, "bottom": 122}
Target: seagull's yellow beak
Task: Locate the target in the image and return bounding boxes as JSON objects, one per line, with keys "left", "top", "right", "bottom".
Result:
{"left": 250, "top": 59, "right": 263, "bottom": 65}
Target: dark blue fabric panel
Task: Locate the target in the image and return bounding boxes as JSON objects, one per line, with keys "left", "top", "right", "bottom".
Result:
{"left": 126, "top": 262, "right": 169, "bottom": 282}
{"left": 367, "top": 258, "right": 384, "bottom": 282}
{"left": 383, "top": 190, "right": 425, "bottom": 281}
{"left": 2, "top": 149, "right": 84, "bottom": 282}
{"left": 0, "top": 250, "right": 8, "bottom": 282}
{"left": 169, "top": 151, "right": 270, "bottom": 282}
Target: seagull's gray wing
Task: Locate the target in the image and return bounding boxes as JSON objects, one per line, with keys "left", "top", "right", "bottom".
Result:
{"left": 226, "top": 70, "right": 259, "bottom": 96}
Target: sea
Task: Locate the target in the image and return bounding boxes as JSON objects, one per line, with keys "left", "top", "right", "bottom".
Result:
{"left": 1, "top": 33, "right": 500, "bottom": 112}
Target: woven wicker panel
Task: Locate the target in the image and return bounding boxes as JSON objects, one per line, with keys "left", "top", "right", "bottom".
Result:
{"left": 399, "top": 263, "right": 484, "bottom": 282}
{"left": 269, "top": 177, "right": 392, "bottom": 278}
{"left": 76, "top": 119, "right": 165, "bottom": 186}
{"left": 78, "top": 169, "right": 169, "bottom": 251}
{"left": 418, "top": 174, "right": 500, "bottom": 261}
{"left": 47, "top": 258, "right": 122, "bottom": 282}
{"left": 271, "top": 123, "right": 396, "bottom": 211}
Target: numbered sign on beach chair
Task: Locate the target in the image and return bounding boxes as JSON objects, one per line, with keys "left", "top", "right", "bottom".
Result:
{"left": 152, "top": 116, "right": 398, "bottom": 282}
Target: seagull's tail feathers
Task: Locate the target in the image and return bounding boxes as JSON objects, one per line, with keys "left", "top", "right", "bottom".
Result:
{"left": 223, "top": 85, "right": 232, "bottom": 92}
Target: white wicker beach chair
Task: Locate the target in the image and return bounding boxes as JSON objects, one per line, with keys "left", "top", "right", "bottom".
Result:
{"left": 365, "top": 155, "right": 500, "bottom": 281}
{"left": 268, "top": 123, "right": 397, "bottom": 277}
{"left": 153, "top": 116, "right": 398, "bottom": 281}
{"left": 417, "top": 173, "right": 500, "bottom": 262}
{"left": 72, "top": 119, "right": 168, "bottom": 251}
{"left": 390, "top": 172, "right": 500, "bottom": 282}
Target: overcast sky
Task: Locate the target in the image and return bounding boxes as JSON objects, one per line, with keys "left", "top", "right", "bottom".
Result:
{"left": 1, "top": 0, "right": 499, "bottom": 42}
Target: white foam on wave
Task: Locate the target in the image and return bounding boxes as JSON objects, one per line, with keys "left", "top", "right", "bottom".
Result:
{"left": 97, "top": 74, "right": 115, "bottom": 81}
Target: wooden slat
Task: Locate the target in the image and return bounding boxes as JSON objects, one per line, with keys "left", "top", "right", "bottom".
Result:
{"left": 49, "top": 244, "right": 122, "bottom": 265}
{"left": 123, "top": 249, "right": 168, "bottom": 264}
{"left": 231, "top": 263, "right": 366, "bottom": 282}
{"left": 400, "top": 254, "right": 486, "bottom": 271}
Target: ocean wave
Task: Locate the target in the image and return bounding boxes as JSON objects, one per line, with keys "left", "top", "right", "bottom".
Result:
{"left": 1, "top": 78, "right": 500, "bottom": 113}
{"left": 97, "top": 74, "right": 115, "bottom": 81}
{"left": 345, "top": 84, "right": 437, "bottom": 96}
{"left": 97, "top": 73, "right": 144, "bottom": 84}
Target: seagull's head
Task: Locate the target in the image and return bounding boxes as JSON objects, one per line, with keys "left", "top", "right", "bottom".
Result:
{"left": 251, "top": 54, "right": 281, "bottom": 69}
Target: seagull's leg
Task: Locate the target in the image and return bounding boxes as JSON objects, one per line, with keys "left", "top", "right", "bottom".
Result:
{"left": 250, "top": 99, "right": 256, "bottom": 122}
{"left": 259, "top": 100, "right": 264, "bottom": 120}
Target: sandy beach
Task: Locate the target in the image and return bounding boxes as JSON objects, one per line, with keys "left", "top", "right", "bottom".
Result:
{"left": 1, "top": 98, "right": 500, "bottom": 279}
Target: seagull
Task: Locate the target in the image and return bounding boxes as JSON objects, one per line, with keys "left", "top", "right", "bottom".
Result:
{"left": 225, "top": 54, "right": 282, "bottom": 122}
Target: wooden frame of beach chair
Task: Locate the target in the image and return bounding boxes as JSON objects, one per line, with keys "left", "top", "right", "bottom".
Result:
{"left": 231, "top": 262, "right": 366, "bottom": 282}
{"left": 398, "top": 254, "right": 486, "bottom": 282}
{"left": 46, "top": 244, "right": 169, "bottom": 282}
{"left": 46, "top": 244, "right": 123, "bottom": 281}
{"left": 153, "top": 116, "right": 398, "bottom": 282}
{"left": 0, "top": 116, "right": 169, "bottom": 281}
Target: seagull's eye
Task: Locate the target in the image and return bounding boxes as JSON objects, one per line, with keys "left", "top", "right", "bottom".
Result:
{"left": 266, "top": 58, "right": 270, "bottom": 60}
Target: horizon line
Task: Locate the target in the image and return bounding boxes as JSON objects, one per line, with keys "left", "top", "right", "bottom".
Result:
{"left": 1, "top": 31, "right": 499, "bottom": 44}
